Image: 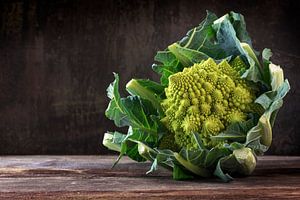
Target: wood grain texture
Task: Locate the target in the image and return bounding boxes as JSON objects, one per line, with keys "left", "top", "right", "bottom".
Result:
{"left": 0, "top": 0, "right": 299, "bottom": 155}
{"left": 0, "top": 156, "right": 299, "bottom": 199}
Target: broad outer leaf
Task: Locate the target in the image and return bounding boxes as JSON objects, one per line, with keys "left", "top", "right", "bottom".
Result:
{"left": 246, "top": 80, "right": 290, "bottom": 152}
{"left": 126, "top": 79, "right": 165, "bottom": 115}
{"left": 105, "top": 73, "right": 159, "bottom": 135}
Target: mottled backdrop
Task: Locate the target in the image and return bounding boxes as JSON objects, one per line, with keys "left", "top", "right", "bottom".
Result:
{"left": 0, "top": 0, "right": 299, "bottom": 155}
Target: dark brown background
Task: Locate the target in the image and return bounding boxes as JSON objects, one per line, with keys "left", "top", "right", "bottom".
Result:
{"left": 0, "top": 0, "right": 299, "bottom": 155}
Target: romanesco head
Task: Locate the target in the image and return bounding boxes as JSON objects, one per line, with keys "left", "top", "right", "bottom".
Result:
{"left": 161, "top": 58, "right": 256, "bottom": 150}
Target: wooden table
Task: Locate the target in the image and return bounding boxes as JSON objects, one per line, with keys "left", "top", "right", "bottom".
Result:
{"left": 0, "top": 156, "right": 299, "bottom": 199}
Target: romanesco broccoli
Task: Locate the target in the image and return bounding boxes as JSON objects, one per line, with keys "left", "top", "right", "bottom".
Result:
{"left": 103, "top": 11, "right": 290, "bottom": 182}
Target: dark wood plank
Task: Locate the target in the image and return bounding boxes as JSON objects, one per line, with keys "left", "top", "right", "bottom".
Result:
{"left": 0, "top": 156, "right": 300, "bottom": 199}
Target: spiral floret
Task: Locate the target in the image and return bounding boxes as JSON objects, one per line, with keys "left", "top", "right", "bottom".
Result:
{"left": 230, "top": 56, "right": 247, "bottom": 75}
{"left": 161, "top": 58, "right": 256, "bottom": 150}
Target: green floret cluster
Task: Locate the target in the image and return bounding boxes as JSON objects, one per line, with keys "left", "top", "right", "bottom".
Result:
{"left": 161, "top": 57, "right": 256, "bottom": 149}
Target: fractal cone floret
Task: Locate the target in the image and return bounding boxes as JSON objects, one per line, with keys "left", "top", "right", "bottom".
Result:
{"left": 161, "top": 58, "right": 256, "bottom": 149}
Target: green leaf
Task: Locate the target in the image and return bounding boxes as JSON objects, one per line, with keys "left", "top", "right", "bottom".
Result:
{"left": 228, "top": 11, "right": 252, "bottom": 45}
{"left": 255, "top": 91, "right": 276, "bottom": 110}
{"left": 210, "top": 15, "right": 247, "bottom": 59}
{"left": 119, "top": 127, "right": 158, "bottom": 163}
{"left": 220, "top": 116, "right": 256, "bottom": 139}
{"left": 214, "top": 148, "right": 257, "bottom": 179}
{"left": 153, "top": 11, "right": 258, "bottom": 86}
{"left": 262, "top": 48, "right": 272, "bottom": 61}
{"left": 123, "top": 97, "right": 158, "bottom": 131}
{"left": 127, "top": 79, "right": 165, "bottom": 99}
{"left": 212, "top": 116, "right": 258, "bottom": 143}
{"left": 245, "top": 80, "right": 290, "bottom": 155}
{"left": 233, "top": 147, "right": 256, "bottom": 175}
{"left": 213, "top": 156, "right": 234, "bottom": 182}
{"left": 152, "top": 63, "right": 179, "bottom": 86}
{"left": 204, "top": 147, "right": 231, "bottom": 168}
{"left": 138, "top": 142, "right": 175, "bottom": 172}
{"left": 173, "top": 164, "right": 194, "bottom": 180}
{"left": 126, "top": 79, "right": 165, "bottom": 115}
{"left": 180, "top": 12, "right": 248, "bottom": 60}
{"left": 174, "top": 152, "right": 211, "bottom": 177}
{"left": 147, "top": 158, "right": 158, "bottom": 174}
{"left": 269, "top": 63, "right": 284, "bottom": 91}
{"left": 168, "top": 43, "right": 210, "bottom": 67}
{"left": 212, "top": 132, "right": 246, "bottom": 142}
{"left": 179, "top": 10, "right": 218, "bottom": 49}
{"left": 240, "top": 43, "right": 263, "bottom": 83}
{"left": 179, "top": 148, "right": 207, "bottom": 168}
{"left": 193, "top": 132, "right": 206, "bottom": 150}
{"left": 102, "top": 131, "right": 126, "bottom": 153}
{"left": 154, "top": 51, "right": 178, "bottom": 66}
{"left": 153, "top": 51, "right": 182, "bottom": 86}
{"left": 125, "top": 126, "right": 157, "bottom": 145}
{"left": 105, "top": 73, "right": 159, "bottom": 135}
{"left": 102, "top": 131, "right": 128, "bottom": 167}
{"left": 107, "top": 72, "right": 122, "bottom": 100}
{"left": 105, "top": 73, "right": 129, "bottom": 127}
{"left": 155, "top": 149, "right": 176, "bottom": 169}
{"left": 121, "top": 140, "right": 146, "bottom": 162}
{"left": 229, "top": 142, "right": 245, "bottom": 150}
{"left": 259, "top": 48, "right": 273, "bottom": 88}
